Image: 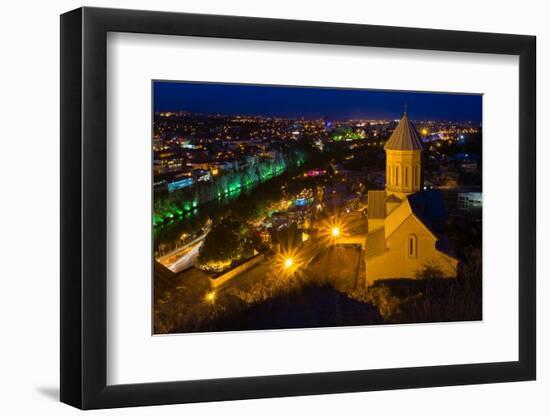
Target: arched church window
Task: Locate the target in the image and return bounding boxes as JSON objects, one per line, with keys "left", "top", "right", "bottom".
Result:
{"left": 405, "top": 166, "right": 409, "bottom": 187}
{"left": 395, "top": 165, "right": 399, "bottom": 186}
{"left": 408, "top": 234, "right": 417, "bottom": 258}
{"left": 413, "top": 166, "right": 417, "bottom": 187}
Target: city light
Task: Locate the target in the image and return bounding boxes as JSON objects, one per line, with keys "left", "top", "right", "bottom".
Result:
{"left": 205, "top": 291, "right": 216, "bottom": 303}
{"left": 273, "top": 247, "right": 303, "bottom": 276}
{"left": 318, "top": 217, "right": 347, "bottom": 246}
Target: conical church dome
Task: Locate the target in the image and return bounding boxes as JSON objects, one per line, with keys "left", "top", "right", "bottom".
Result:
{"left": 384, "top": 112, "right": 423, "bottom": 151}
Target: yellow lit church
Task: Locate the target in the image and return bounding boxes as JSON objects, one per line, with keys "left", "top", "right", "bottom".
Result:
{"left": 365, "top": 111, "right": 458, "bottom": 285}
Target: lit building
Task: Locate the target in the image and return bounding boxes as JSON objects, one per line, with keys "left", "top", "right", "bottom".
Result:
{"left": 384, "top": 112, "right": 423, "bottom": 198}
{"left": 364, "top": 111, "right": 458, "bottom": 285}
{"left": 457, "top": 192, "right": 482, "bottom": 212}
{"left": 167, "top": 177, "right": 193, "bottom": 192}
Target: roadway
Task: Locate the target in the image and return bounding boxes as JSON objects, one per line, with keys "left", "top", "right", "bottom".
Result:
{"left": 157, "top": 232, "right": 209, "bottom": 273}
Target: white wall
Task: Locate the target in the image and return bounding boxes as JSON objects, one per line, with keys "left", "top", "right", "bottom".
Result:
{"left": 0, "top": 0, "right": 546, "bottom": 415}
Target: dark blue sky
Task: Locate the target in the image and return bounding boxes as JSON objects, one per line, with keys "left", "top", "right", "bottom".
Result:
{"left": 153, "top": 81, "right": 482, "bottom": 123}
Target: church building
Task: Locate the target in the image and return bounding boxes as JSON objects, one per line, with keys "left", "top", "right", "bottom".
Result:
{"left": 365, "top": 111, "right": 458, "bottom": 285}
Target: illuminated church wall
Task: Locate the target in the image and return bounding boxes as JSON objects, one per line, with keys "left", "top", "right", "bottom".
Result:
{"left": 386, "top": 150, "right": 422, "bottom": 196}
{"left": 366, "top": 215, "right": 458, "bottom": 284}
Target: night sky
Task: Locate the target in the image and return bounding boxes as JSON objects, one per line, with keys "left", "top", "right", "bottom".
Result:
{"left": 154, "top": 81, "right": 482, "bottom": 123}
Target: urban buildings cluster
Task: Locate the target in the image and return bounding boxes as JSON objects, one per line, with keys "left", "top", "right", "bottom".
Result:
{"left": 153, "top": 111, "right": 480, "bottom": 195}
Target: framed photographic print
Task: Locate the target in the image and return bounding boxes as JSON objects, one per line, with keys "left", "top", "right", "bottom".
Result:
{"left": 60, "top": 7, "right": 536, "bottom": 409}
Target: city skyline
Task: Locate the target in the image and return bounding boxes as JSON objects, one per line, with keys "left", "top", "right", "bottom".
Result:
{"left": 154, "top": 81, "right": 483, "bottom": 123}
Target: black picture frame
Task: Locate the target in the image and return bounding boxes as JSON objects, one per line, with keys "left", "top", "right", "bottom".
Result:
{"left": 60, "top": 6, "right": 536, "bottom": 410}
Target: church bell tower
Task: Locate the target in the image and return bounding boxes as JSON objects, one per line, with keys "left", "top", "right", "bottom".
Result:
{"left": 384, "top": 111, "right": 423, "bottom": 198}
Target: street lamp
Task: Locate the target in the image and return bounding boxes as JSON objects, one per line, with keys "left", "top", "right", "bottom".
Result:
{"left": 205, "top": 291, "right": 216, "bottom": 303}
{"left": 284, "top": 258, "right": 294, "bottom": 269}
{"left": 331, "top": 227, "right": 340, "bottom": 237}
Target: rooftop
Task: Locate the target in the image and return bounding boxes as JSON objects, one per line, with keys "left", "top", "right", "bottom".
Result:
{"left": 384, "top": 112, "right": 423, "bottom": 151}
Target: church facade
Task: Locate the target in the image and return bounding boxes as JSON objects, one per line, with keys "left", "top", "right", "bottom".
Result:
{"left": 365, "top": 112, "right": 458, "bottom": 286}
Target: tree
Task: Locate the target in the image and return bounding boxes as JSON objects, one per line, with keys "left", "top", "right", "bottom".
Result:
{"left": 198, "top": 216, "right": 249, "bottom": 268}
{"left": 272, "top": 222, "right": 301, "bottom": 252}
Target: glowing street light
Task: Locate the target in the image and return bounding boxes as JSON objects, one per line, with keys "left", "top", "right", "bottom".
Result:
{"left": 274, "top": 247, "right": 301, "bottom": 276}
{"left": 205, "top": 291, "right": 216, "bottom": 303}
{"left": 318, "top": 217, "right": 347, "bottom": 246}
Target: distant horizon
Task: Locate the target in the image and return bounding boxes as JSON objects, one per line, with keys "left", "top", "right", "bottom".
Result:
{"left": 154, "top": 109, "right": 481, "bottom": 124}
{"left": 154, "top": 81, "right": 483, "bottom": 124}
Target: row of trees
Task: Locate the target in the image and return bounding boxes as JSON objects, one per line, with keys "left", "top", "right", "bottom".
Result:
{"left": 153, "top": 151, "right": 300, "bottom": 226}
